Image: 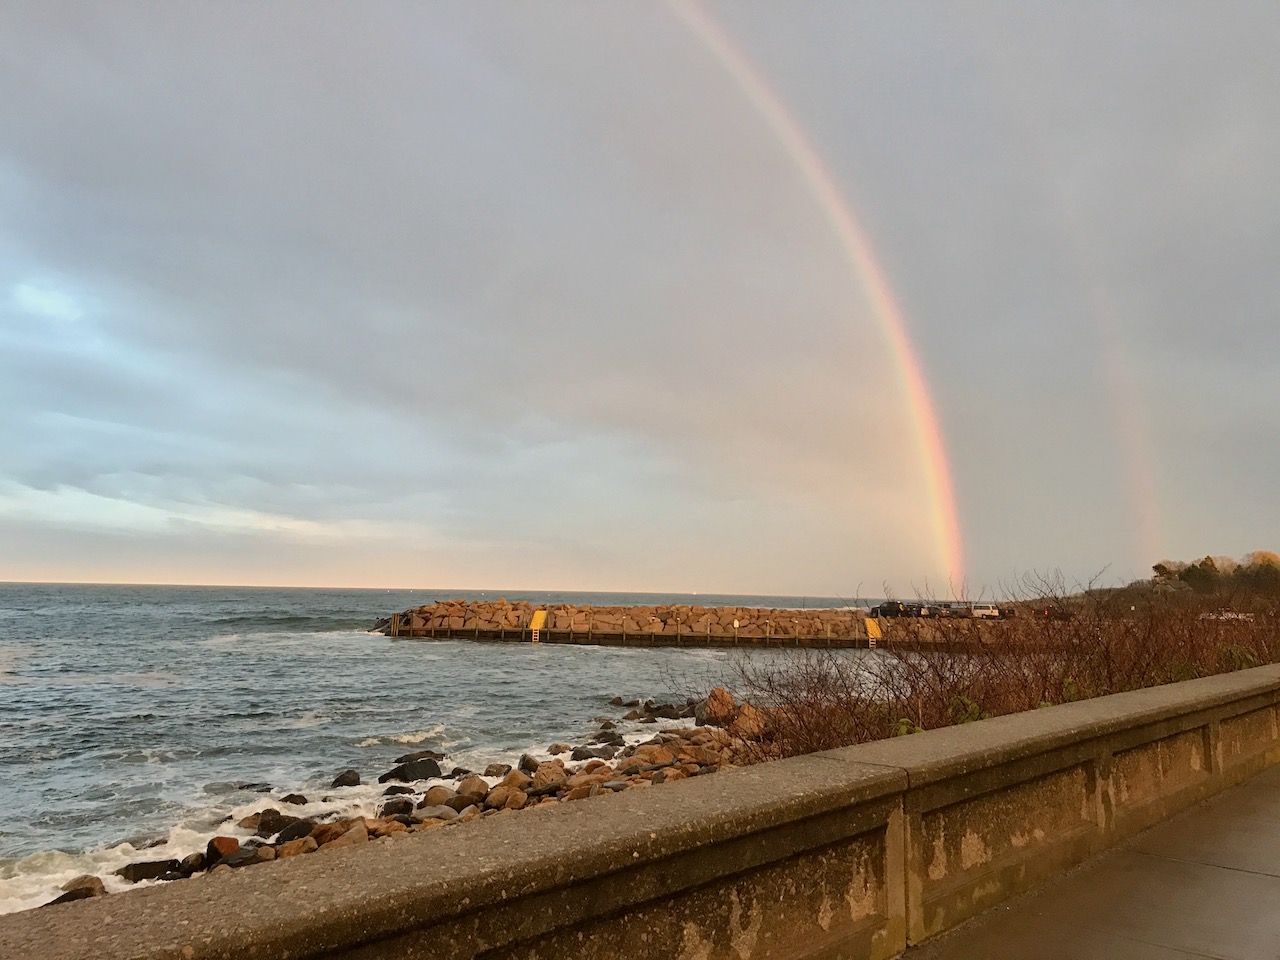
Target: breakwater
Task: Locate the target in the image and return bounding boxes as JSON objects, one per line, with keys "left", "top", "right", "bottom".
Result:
{"left": 376, "top": 598, "right": 872, "bottom": 646}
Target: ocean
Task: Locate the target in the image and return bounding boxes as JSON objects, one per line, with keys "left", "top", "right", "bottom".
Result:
{"left": 0, "top": 582, "right": 857, "bottom": 914}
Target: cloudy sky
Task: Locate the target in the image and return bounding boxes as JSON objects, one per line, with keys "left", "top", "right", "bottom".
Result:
{"left": 1, "top": 2, "right": 1276, "bottom": 595}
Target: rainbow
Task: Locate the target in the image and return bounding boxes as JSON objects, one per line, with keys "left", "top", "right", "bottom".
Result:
{"left": 671, "top": 0, "right": 966, "bottom": 588}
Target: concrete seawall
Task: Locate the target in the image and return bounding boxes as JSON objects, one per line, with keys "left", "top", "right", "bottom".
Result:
{"left": 8, "top": 665, "right": 1280, "bottom": 959}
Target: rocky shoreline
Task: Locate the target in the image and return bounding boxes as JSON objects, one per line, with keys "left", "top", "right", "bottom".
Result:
{"left": 375, "top": 599, "right": 870, "bottom": 644}
{"left": 40, "top": 688, "right": 763, "bottom": 909}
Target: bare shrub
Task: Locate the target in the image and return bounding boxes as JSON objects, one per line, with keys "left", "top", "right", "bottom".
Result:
{"left": 728, "top": 574, "right": 1279, "bottom": 761}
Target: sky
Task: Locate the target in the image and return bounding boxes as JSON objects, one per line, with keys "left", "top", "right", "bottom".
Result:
{"left": 0, "top": 1, "right": 1277, "bottom": 596}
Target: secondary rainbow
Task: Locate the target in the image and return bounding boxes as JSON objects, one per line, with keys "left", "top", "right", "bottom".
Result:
{"left": 672, "top": 0, "right": 966, "bottom": 587}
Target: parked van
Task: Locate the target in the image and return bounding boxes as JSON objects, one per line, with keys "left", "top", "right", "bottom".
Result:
{"left": 971, "top": 603, "right": 1000, "bottom": 619}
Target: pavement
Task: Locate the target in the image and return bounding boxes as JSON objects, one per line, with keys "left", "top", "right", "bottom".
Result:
{"left": 903, "top": 765, "right": 1280, "bottom": 960}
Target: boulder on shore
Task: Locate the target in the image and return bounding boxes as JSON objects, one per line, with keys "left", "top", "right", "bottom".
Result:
{"left": 379, "top": 759, "right": 442, "bottom": 783}
{"left": 330, "top": 769, "right": 361, "bottom": 788}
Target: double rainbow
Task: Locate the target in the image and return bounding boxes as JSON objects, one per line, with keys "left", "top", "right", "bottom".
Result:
{"left": 673, "top": 1, "right": 966, "bottom": 587}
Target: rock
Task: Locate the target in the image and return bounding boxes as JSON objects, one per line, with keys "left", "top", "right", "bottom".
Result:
{"left": 632, "top": 744, "right": 676, "bottom": 766}
{"left": 445, "top": 793, "right": 479, "bottom": 812}
{"left": 275, "top": 820, "right": 315, "bottom": 844}
{"left": 60, "top": 875, "right": 106, "bottom": 898}
{"left": 501, "top": 769, "right": 533, "bottom": 791}
{"left": 609, "top": 696, "right": 624, "bottom": 705}
{"left": 378, "top": 797, "right": 416, "bottom": 818}
{"left": 330, "top": 769, "right": 361, "bottom": 788}
{"left": 598, "top": 720, "right": 616, "bottom": 730}
{"left": 116, "top": 858, "right": 181, "bottom": 883}
{"left": 277, "top": 836, "right": 318, "bottom": 858}
{"left": 218, "top": 847, "right": 262, "bottom": 869}
{"left": 256, "top": 808, "right": 302, "bottom": 838}
{"left": 206, "top": 836, "right": 239, "bottom": 865}
{"left": 602, "top": 781, "right": 629, "bottom": 792}
{"left": 503, "top": 789, "right": 527, "bottom": 811}
{"left": 280, "top": 793, "right": 308, "bottom": 805}
{"left": 309, "top": 820, "right": 352, "bottom": 845}
{"left": 423, "top": 785, "right": 456, "bottom": 807}
{"left": 701, "top": 687, "right": 737, "bottom": 726}
{"left": 236, "top": 812, "right": 262, "bottom": 831}
{"left": 547, "top": 743, "right": 571, "bottom": 755}
{"left": 320, "top": 821, "right": 368, "bottom": 852}
{"left": 382, "top": 785, "right": 416, "bottom": 796}
{"left": 455, "top": 774, "right": 490, "bottom": 799}
{"left": 448, "top": 767, "right": 473, "bottom": 779}
{"left": 571, "top": 745, "right": 616, "bottom": 761}
{"left": 649, "top": 704, "right": 682, "bottom": 720}
{"left": 44, "top": 887, "right": 100, "bottom": 906}
{"left": 414, "top": 804, "right": 457, "bottom": 821}
{"left": 395, "top": 749, "right": 445, "bottom": 764}
{"left": 484, "top": 784, "right": 514, "bottom": 809}
{"left": 622, "top": 710, "right": 642, "bottom": 721}
{"left": 178, "top": 853, "right": 206, "bottom": 876}
{"left": 378, "top": 759, "right": 442, "bottom": 783}
{"left": 483, "top": 763, "right": 512, "bottom": 778}
{"left": 518, "top": 753, "right": 540, "bottom": 773}
{"left": 730, "top": 702, "right": 767, "bottom": 740}
{"left": 532, "top": 762, "right": 568, "bottom": 791}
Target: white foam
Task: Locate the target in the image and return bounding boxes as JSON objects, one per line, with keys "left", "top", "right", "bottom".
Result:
{"left": 390, "top": 725, "right": 445, "bottom": 745}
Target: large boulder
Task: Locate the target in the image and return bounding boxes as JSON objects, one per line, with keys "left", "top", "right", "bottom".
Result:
{"left": 532, "top": 761, "right": 568, "bottom": 791}
{"left": 698, "top": 687, "right": 737, "bottom": 726}
{"left": 379, "top": 759, "right": 442, "bottom": 783}
{"left": 330, "top": 769, "right": 361, "bottom": 788}
{"left": 116, "top": 859, "right": 180, "bottom": 884}
{"left": 395, "top": 749, "right": 445, "bottom": 764}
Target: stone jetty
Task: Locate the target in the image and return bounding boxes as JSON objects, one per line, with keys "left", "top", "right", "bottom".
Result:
{"left": 374, "top": 599, "right": 871, "bottom": 646}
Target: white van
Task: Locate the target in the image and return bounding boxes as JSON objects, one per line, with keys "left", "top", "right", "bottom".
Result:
{"left": 971, "top": 603, "right": 1000, "bottom": 619}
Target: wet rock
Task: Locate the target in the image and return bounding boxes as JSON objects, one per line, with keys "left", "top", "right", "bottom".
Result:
{"left": 571, "top": 745, "right": 616, "bottom": 761}
{"left": 598, "top": 720, "right": 616, "bottom": 730}
{"left": 44, "top": 888, "right": 98, "bottom": 906}
{"left": 649, "top": 704, "right": 682, "bottom": 720}
{"left": 518, "top": 753, "right": 540, "bottom": 773}
{"left": 382, "top": 784, "right": 416, "bottom": 796}
{"left": 206, "top": 836, "right": 239, "bottom": 865}
{"left": 218, "top": 848, "right": 261, "bottom": 869}
{"left": 609, "top": 696, "right": 624, "bottom": 705}
{"left": 547, "top": 743, "right": 571, "bottom": 755}
{"left": 379, "top": 759, "right": 442, "bottom": 783}
{"left": 330, "top": 769, "right": 361, "bottom": 788}
{"left": 622, "top": 710, "right": 642, "bottom": 721}
{"left": 280, "top": 793, "right": 308, "bottom": 805}
{"left": 449, "top": 767, "right": 473, "bottom": 779}
{"left": 256, "top": 808, "right": 302, "bottom": 838}
{"left": 395, "top": 749, "right": 445, "bottom": 764}
{"left": 60, "top": 875, "right": 106, "bottom": 898}
{"left": 275, "top": 819, "right": 315, "bottom": 844}
{"left": 178, "top": 853, "right": 206, "bottom": 876}
{"left": 483, "top": 763, "right": 512, "bottom": 778}
{"left": 116, "top": 859, "right": 180, "bottom": 884}
{"left": 378, "top": 797, "right": 415, "bottom": 818}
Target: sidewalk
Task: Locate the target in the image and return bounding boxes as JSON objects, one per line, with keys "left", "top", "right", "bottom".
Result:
{"left": 903, "top": 765, "right": 1280, "bottom": 959}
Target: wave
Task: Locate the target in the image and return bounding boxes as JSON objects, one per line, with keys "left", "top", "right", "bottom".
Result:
{"left": 204, "top": 614, "right": 372, "bottom": 633}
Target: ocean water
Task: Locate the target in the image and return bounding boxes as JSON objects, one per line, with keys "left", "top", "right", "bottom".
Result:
{"left": 0, "top": 582, "right": 856, "bottom": 914}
